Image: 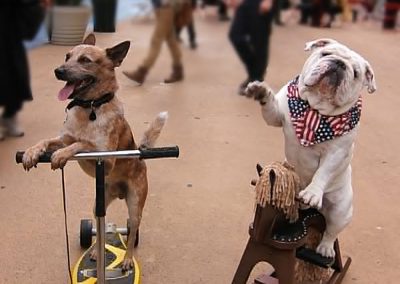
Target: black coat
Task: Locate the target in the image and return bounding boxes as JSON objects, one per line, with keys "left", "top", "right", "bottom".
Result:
{"left": 0, "top": 1, "right": 33, "bottom": 107}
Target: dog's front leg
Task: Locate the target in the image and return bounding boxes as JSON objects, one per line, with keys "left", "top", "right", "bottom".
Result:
{"left": 22, "top": 136, "right": 65, "bottom": 170}
{"left": 51, "top": 141, "right": 95, "bottom": 170}
{"left": 244, "top": 81, "right": 283, "bottom": 127}
{"left": 299, "top": 143, "right": 353, "bottom": 209}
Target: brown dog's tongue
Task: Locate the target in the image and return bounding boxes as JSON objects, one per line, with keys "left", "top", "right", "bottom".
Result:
{"left": 58, "top": 83, "right": 75, "bottom": 101}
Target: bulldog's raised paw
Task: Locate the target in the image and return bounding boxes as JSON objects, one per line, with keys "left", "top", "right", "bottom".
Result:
{"left": 244, "top": 81, "right": 273, "bottom": 104}
{"left": 299, "top": 186, "right": 323, "bottom": 209}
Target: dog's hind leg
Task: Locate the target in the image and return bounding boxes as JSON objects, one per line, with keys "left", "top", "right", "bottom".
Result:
{"left": 123, "top": 173, "right": 148, "bottom": 271}
{"left": 318, "top": 185, "right": 353, "bottom": 258}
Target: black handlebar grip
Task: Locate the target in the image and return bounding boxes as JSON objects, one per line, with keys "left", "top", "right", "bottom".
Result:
{"left": 140, "top": 146, "right": 179, "bottom": 159}
{"left": 15, "top": 151, "right": 53, "bottom": 164}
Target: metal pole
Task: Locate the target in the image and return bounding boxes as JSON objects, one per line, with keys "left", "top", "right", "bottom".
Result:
{"left": 95, "top": 160, "right": 106, "bottom": 284}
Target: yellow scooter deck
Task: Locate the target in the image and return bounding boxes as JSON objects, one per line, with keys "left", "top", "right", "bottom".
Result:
{"left": 72, "top": 232, "right": 140, "bottom": 284}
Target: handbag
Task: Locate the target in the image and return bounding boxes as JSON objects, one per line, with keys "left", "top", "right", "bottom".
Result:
{"left": 174, "top": 1, "right": 193, "bottom": 30}
{"left": 18, "top": 0, "right": 46, "bottom": 40}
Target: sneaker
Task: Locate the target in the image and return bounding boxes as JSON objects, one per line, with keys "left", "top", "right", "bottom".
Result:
{"left": 2, "top": 116, "right": 24, "bottom": 137}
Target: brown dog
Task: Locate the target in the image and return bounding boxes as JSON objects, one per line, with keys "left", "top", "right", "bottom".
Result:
{"left": 21, "top": 34, "right": 168, "bottom": 270}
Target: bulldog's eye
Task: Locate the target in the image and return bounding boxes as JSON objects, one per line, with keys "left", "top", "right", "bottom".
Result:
{"left": 321, "top": 52, "right": 331, "bottom": 57}
{"left": 353, "top": 69, "right": 359, "bottom": 79}
{"left": 79, "top": 56, "right": 92, "bottom": 64}
{"left": 65, "top": 53, "right": 71, "bottom": 62}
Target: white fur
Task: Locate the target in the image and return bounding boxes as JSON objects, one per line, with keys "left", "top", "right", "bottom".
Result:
{"left": 246, "top": 39, "right": 376, "bottom": 258}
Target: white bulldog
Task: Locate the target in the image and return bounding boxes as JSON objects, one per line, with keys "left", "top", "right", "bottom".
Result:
{"left": 245, "top": 38, "right": 376, "bottom": 258}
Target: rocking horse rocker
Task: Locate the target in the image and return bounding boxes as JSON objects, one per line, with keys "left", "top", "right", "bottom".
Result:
{"left": 232, "top": 162, "right": 351, "bottom": 284}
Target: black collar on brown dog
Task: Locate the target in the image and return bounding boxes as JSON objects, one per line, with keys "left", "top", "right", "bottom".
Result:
{"left": 66, "top": 93, "right": 115, "bottom": 121}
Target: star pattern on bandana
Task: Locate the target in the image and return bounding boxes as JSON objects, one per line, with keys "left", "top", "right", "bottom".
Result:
{"left": 287, "top": 77, "right": 362, "bottom": 147}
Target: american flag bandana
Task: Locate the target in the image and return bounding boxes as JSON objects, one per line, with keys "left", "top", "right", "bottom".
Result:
{"left": 287, "top": 76, "right": 362, "bottom": 147}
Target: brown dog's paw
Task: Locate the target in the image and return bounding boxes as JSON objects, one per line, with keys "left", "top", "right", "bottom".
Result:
{"left": 22, "top": 145, "right": 45, "bottom": 170}
{"left": 121, "top": 257, "right": 134, "bottom": 271}
{"left": 89, "top": 249, "right": 97, "bottom": 261}
{"left": 50, "top": 149, "right": 71, "bottom": 170}
{"left": 244, "top": 81, "right": 273, "bottom": 104}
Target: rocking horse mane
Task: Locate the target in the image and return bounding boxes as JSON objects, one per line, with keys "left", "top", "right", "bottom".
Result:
{"left": 255, "top": 161, "right": 301, "bottom": 223}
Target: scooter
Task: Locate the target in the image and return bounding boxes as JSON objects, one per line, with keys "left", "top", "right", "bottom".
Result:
{"left": 16, "top": 146, "right": 179, "bottom": 284}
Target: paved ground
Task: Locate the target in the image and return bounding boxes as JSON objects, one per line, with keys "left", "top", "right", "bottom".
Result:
{"left": 1, "top": 11, "right": 399, "bottom": 284}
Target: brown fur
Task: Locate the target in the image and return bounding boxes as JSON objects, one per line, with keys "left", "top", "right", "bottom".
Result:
{"left": 22, "top": 34, "right": 167, "bottom": 270}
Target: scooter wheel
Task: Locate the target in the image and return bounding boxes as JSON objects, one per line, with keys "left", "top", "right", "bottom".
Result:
{"left": 80, "top": 219, "right": 93, "bottom": 249}
{"left": 126, "top": 219, "right": 139, "bottom": 248}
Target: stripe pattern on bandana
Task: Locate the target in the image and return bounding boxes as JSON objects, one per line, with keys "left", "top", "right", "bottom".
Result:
{"left": 287, "top": 76, "right": 362, "bottom": 147}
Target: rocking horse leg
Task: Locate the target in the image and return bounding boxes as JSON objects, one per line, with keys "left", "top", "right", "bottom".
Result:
{"left": 253, "top": 249, "right": 296, "bottom": 284}
{"left": 327, "top": 240, "right": 352, "bottom": 284}
{"left": 328, "top": 256, "right": 352, "bottom": 284}
{"left": 270, "top": 249, "right": 296, "bottom": 284}
{"left": 232, "top": 241, "right": 273, "bottom": 284}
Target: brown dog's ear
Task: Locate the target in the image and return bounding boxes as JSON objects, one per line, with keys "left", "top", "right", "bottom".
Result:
{"left": 106, "top": 41, "right": 130, "bottom": 67}
{"left": 364, "top": 61, "right": 377, "bottom": 94}
{"left": 304, "top": 38, "right": 338, "bottom": 52}
{"left": 83, "top": 33, "right": 96, "bottom": 45}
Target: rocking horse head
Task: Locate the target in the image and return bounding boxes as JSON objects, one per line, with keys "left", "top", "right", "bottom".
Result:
{"left": 255, "top": 161, "right": 301, "bottom": 223}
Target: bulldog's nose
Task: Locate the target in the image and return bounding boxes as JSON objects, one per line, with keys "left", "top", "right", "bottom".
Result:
{"left": 54, "top": 67, "right": 67, "bottom": 79}
{"left": 335, "top": 60, "right": 346, "bottom": 70}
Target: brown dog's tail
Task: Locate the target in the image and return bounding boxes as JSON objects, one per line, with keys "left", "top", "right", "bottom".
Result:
{"left": 139, "top": 112, "right": 168, "bottom": 148}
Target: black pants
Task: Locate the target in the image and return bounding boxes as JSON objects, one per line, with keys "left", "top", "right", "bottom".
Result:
{"left": 229, "top": 2, "right": 273, "bottom": 81}
{"left": 2, "top": 100, "right": 23, "bottom": 118}
{"left": 177, "top": 21, "right": 196, "bottom": 44}
{"left": 383, "top": 0, "right": 399, "bottom": 29}
{"left": 218, "top": 0, "right": 228, "bottom": 16}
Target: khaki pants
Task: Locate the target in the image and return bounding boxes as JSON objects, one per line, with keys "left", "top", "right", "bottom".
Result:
{"left": 142, "top": 7, "right": 182, "bottom": 69}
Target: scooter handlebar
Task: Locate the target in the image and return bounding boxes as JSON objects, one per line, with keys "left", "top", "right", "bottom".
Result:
{"left": 15, "top": 151, "right": 52, "bottom": 164}
{"left": 15, "top": 146, "right": 180, "bottom": 164}
{"left": 139, "top": 146, "right": 180, "bottom": 159}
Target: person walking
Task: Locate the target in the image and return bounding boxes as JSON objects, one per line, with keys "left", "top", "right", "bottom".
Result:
{"left": 227, "top": 0, "right": 275, "bottom": 95}
{"left": 176, "top": 0, "right": 198, "bottom": 49}
{"left": 0, "top": 0, "right": 47, "bottom": 140}
{"left": 383, "top": 0, "right": 399, "bottom": 29}
{"left": 123, "top": 0, "right": 188, "bottom": 85}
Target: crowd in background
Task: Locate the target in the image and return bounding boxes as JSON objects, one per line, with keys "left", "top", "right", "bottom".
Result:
{"left": 0, "top": 0, "right": 398, "bottom": 141}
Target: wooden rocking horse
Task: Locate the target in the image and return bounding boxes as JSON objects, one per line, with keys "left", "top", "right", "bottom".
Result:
{"left": 232, "top": 162, "right": 351, "bottom": 284}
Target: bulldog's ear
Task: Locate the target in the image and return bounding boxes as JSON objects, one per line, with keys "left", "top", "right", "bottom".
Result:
{"left": 304, "top": 38, "right": 338, "bottom": 52}
{"left": 106, "top": 41, "right": 131, "bottom": 67}
{"left": 364, "top": 62, "right": 376, "bottom": 94}
{"left": 83, "top": 33, "right": 96, "bottom": 46}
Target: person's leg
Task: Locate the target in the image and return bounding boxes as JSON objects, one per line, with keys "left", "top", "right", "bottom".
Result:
{"left": 1, "top": 99, "right": 24, "bottom": 137}
{"left": 248, "top": 12, "right": 273, "bottom": 81}
{"left": 123, "top": 8, "right": 170, "bottom": 84}
{"left": 229, "top": 5, "right": 254, "bottom": 85}
{"left": 165, "top": 7, "right": 184, "bottom": 83}
{"left": 176, "top": 25, "right": 183, "bottom": 42}
{"left": 218, "top": 0, "right": 230, "bottom": 20}
{"left": 142, "top": 8, "right": 171, "bottom": 68}
{"left": 383, "top": 0, "right": 398, "bottom": 29}
{"left": 187, "top": 20, "right": 197, "bottom": 49}
{"left": 274, "top": 0, "right": 284, "bottom": 25}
